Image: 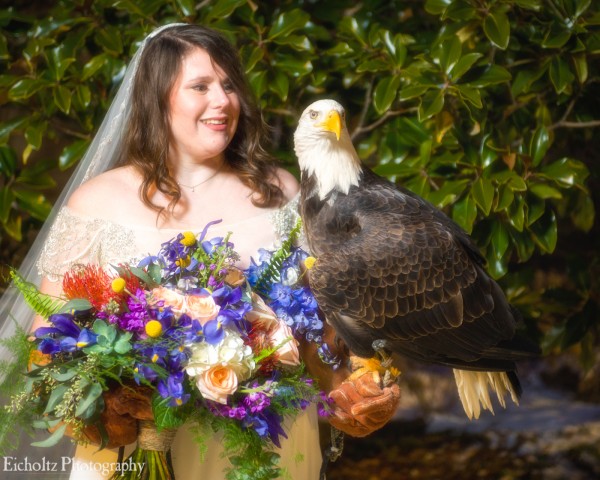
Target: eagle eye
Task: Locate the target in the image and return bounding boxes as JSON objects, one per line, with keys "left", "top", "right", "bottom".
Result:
{"left": 309, "top": 110, "right": 319, "bottom": 119}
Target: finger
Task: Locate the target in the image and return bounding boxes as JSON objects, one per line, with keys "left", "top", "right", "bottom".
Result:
{"left": 354, "top": 373, "right": 384, "bottom": 397}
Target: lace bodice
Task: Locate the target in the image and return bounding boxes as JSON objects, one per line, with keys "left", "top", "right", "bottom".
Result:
{"left": 38, "top": 197, "right": 300, "bottom": 282}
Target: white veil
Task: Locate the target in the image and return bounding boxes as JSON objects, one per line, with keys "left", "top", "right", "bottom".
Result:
{"left": 0, "top": 22, "right": 185, "bottom": 478}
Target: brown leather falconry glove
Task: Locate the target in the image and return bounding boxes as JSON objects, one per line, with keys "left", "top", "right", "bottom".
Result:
{"left": 75, "top": 385, "right": 154, "bottom": 449}
{"left": 328, "top": 356, "right": 401, "bottom": 437}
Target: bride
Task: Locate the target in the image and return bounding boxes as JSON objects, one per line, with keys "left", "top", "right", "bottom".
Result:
{"left": 1, "top": 23, "right": 400, "bottom": 479}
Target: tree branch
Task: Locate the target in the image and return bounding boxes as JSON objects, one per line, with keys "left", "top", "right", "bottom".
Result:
{"left": 351, "top": 107, "right": 417, "bottom": 140}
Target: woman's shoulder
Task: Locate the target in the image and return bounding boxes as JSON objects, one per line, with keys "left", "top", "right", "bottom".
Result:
{"left": 271, "top": 167, "right": 299, "bottom": 203}
{"left": 66, "top": 166, "right": 141, "bottom": 217}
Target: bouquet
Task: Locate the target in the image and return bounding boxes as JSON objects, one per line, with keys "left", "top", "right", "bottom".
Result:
{"left": 0, "top": 219, "right": 335, "bottom": 480}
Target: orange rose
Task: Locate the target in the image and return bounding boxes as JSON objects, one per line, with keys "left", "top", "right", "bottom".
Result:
{"left": 151, "top": 286, "right": 185, "bottom": 313}
{"left": 269, "top": 321, "right": 300, "bottom": 367}
{"left": 185, "top": 293, "right": 221, "bottom": 325}
{"left": 247, "top": 293, "right": 278, "bottom": 331}
{"left": 195, "top": 364, "right": 238, "bottom": 404}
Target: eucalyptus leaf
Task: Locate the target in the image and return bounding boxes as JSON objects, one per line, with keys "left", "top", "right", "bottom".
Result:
{"left": 31, "top": 424, "right": 67, "bottom": 448}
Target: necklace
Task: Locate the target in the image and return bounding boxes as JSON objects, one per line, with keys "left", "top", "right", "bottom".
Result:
{"left": 177, "top": 162, "right": 225, "bottom": 192}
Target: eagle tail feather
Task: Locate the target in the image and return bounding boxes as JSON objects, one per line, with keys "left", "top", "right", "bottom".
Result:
{"left": 453, "top": 369, "right": 520, "bottom": 420}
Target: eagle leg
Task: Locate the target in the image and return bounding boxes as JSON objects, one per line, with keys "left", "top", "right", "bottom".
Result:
{"left": 347, "top": 340, "right": 400, "bottom": 386}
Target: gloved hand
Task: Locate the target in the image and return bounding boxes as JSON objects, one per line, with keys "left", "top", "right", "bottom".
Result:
{"left": 328, "top": 365, "right": 401, "bottom": 437}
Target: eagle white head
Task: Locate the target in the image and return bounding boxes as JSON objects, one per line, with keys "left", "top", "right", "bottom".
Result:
{"left": 294, "top": 99, "right": 362, "bottom": 200}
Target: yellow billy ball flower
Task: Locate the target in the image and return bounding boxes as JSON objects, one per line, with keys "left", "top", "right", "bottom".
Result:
{"left": 176, "top": 255, "right": 191, "bottom": 268}
{"left": 180, "top": 231, "right": 196, "bottom": 247}
{"left": 145, "top": 320, "right": 163, "bottom": 338}
{"left": 304, "top": 256, "right": 317, "bottom": 270}
{"left": 111, "top": 277, "right": 126, "bottom": 293}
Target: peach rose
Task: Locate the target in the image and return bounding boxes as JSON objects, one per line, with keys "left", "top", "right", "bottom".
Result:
{"left": 185, "top": 293, "right": 220, "bottom": 325}
{"left": 224, "top": 267, "right": 246, "bottom": 287}
{"left": 269, "top": 321, "right": 300, "bottom": 367}
{"left": 151, "top": 286, "right": 185, "bottom": 313}
{"left": 246, "top": 293, "right": 278, "bottom": 331}
{"left": 195, "top": 364, "right": 238, "bottom": 404}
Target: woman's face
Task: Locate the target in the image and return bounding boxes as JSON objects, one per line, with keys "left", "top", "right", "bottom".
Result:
{"left": 168, "top": 47, "right": 241, "bottom": 164}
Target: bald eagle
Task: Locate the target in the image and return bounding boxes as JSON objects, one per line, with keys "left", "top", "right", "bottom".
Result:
{"left": 294, "top": 99, "right": 538, "bottom": 419}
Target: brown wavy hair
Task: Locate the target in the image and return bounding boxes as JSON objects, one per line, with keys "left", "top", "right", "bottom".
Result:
{"left": 119, "top": 24, "right": 282, "bottom": 213}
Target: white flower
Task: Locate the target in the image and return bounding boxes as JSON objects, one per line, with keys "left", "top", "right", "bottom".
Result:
{"left": 186, "top": 329, "right": 256, "bottom": 384}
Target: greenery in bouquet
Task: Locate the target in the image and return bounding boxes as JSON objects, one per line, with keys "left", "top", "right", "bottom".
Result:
{"left": 0, "top": 219, "right": 333, "bottom": 480}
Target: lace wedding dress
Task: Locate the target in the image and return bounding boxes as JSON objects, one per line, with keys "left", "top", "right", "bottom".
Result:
{"left": 37, "top": 199, "right": 322, "bottom": 480}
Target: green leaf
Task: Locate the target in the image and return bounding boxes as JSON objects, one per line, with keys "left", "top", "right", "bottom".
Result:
{"left": 44, "top": 384, "right": 69, "bottom": 414}
{"left": 31, "top": 424, "right": 67, "bottom": 448}
{"left": 450, "top": 52, "right": 483, "bottom": 80}
{"left": 572, "top": 54, "right": 588, "bottom": 84}
{"left": 549, "top": 57, "right": 575, "bottom": 94}
{"left": 24, "top": 122, "right": 44, "bottom": 150}
{"left": 428, "top": 179, "right": 469, "bottom": 208}
{"left": 418, "top": 89, "right": 444, "bottom": 120}
{"left": 529, "top": 182, "right": 562, "bottom": 199}
{"left": 82, "top": 53, "right": 109, "bottom": 81}
{"left": 95, "top": 27, "right": 123, "bottom": 55}
{"left": 75, "top": 382, "right": 103, "bottom": 417}
{"left": 248, "top": 70, "right": 268, "bottom": 98}
{"left": 0, "top": 187, "right": 14, "bottom": 223}
{"left": 399, "top": 84, "right": 430, "bottom": 101}
{"left": 470, "top": 65, "right": 512, "bottom": 87}
{"left": 495, "top": 185, "right": 514, "bottom": 211}
{"left": 526, "top": 194, "right": 545, "bottom": 226}
{"left": 153, "top": 394, "right": 188, "bottom": 429}
{"left": 530, "top": 126, "right": 550, "bottom": 166}
{"left": 53, "top": 85, "right": 71, "bottom": 114}
{"left": 456, "top": 84, "right": 482, "bottom": 108}
{"left": 47, "top": 46, "right": 75, "bottom": 82}
{"left": 542, "top": 29, "right": 571, "bottom": 48}
{"left": 271, "top": 71, "right": 289, "bottom": 102}
{"left": 0, "top": 117, "right": 28, "bottom": 146}
{"left": 509, "top": 228, "right": 535, "bottom": 262}
{"left": 471, "top": 178, "right": 495, "bottom": 216}
{"left": 508, "top": 196, "right": 525, "bottom": 231}
{"left": 373, "top": 75, "right": 401, "bottom": 114}
{"left": 174, "top": 0, "right": 195, "bottom": 16}
{"left": 74, "top": 85, "right": 91, "bottom": 109}
{"left": 206, "top": 0, "right": 247, "bottom": 20}
{"left": 452, "top": 195, "right": 477, "bottom": 233}
{"left": 491, "top": 221, "right": 510, "bottom": 260}
{"left": 13, "top": 189, "right": 52, "bottom": 220}
{"left": 268, "top": 9, "right": 310, "bottom": 40}
{"left": 59, "top": 298, "right": 93, "bottom": 313}
{"left": 483, "top": 10, "right": 510, "bottom": 50}
{"left": 49, "top": 369, "right": 78, "bottom": 382}
{"left": 571, "top": 193, "right": 595, "bottom": 232}
{"left": 425, "top": 0, "right": 452, "bottom": 15}
{"left": 541, "top": 158, "right": 589, "bottom": 187}
{"left": 528, "top": 210, "right": 557, "bottom": 253}
{"left": 8, "top": 78, "right": 48, "bottom": 100}
{"left": 3, "top": 211, "right": 22, "bottom": 241}
{"left": 59, "top": 139, "right": 89, "bottom": 171}
{"left": 114, "top": 337, "right": 132, "bottom": 354}
{"left": 437, "top": 35, "right": 461, "bottom": 74}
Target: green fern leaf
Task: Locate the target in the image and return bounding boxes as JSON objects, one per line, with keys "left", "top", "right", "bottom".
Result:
{"left": 254, "top": 218, "right": 302, "bottom": 295}
{"left": 9, "top": 269, "right": 64, "bottom": 318}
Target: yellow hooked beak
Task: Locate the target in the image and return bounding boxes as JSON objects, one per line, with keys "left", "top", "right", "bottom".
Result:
{"left": 318, "top": 109, "right": 342, "bottom": 141}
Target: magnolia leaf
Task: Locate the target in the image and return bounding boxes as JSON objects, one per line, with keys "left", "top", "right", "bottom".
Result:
{"left": 483, "top": 10, "right": 510, "bottom": 49}
{"left": 452, "top": 195, "right": 477, "bottom": 234}
{"left": 44, "top": 384, "right": 69, "bottom": 414}
{"left": 471, "top": 178, "right": 495, "bottom": 216}
{"left": 530, "top": 126, "right": 550, "bottom": 166}
{"left": 529, "top": 210, "right": 557, "bottom": 253}
{"left": 373, "top": 75, "right": 401, "bottom": 114}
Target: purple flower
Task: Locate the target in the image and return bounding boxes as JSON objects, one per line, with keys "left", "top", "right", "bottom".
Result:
{"left": 203, "top": 319, "right": 225, "bottom": 345}
{"left": 34, "top": 313, "right": 97, "bottom": 354}
{"left": 157, "top": 372, "right": 190, "bottom": 406}
{"left": 243, "top": 392, "right": 271, "bottom": 413}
